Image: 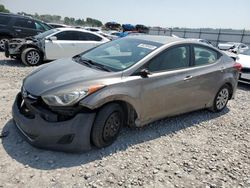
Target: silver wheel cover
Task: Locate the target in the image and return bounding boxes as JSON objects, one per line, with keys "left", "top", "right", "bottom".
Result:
{"left": 26, "top": 50, "right": 40, "bottom": 65}
{"left": 216, "top": 88, "right": 229, "bottom": 110}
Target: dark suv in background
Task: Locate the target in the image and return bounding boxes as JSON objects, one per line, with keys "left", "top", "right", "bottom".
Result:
{"left": 0, "top": 13, "right": 52, "bottom": 50}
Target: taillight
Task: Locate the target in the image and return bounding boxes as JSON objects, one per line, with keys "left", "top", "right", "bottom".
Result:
{"left": 233, "top": 62, "right": 242, "bottom": 71}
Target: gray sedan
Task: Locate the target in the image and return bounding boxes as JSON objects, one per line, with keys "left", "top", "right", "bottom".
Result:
{"left": 12, "top": 35, "right": 241, "bottom": 152}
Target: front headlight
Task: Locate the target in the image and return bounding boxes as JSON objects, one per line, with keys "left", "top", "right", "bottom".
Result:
{"left": 42, "top": 85, "right": 104, "bottom": 106}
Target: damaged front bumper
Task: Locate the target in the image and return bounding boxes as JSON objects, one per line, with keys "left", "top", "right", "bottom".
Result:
{"left": 12, "top": 93, "right": 96, "bottom": 152}
{"left": 4, "top": 39, "right": 23, "bottom": 58}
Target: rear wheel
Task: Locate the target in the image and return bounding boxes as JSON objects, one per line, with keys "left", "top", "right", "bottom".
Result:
{"left": 91, "top": 103, "right": 124, "bottom": 148}
{"left": 21, "top": 48, "right": 42, "bottom": 66}
{"left": 0, "top": 36, "right": 9, "bottom": 51}
{"left": 211, "top": 85, "right": 230, "bottom": 112}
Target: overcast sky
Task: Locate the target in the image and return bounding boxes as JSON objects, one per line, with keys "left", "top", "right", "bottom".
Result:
{"left": 2, "top": 0, "right": 250, "bottom": 29}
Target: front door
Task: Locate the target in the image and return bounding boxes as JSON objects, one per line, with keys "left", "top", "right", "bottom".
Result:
{"left": 45, "top": 31, "right": 80, "bottom": 59}
{"left": 137, "top": 45, "right": 205, "bottom": 124}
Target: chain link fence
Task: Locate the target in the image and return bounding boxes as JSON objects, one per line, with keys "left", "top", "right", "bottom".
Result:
{"left": 148, "top": 28, "right": 250, "bottom": 47}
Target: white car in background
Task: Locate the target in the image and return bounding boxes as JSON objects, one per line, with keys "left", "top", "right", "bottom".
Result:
{"left": 218, "top": 42, "right": 249, "bottom": 54}
{"left": 84, "top": 27, "right": 118, "bottom": 40}
{"left": 5, "top": 28, "right": 110, "bottom": 66}
{"left": 188, "top": 38, "right": 213, "bottom": 47}
{"left": 237, "top": 49, "right": 250, "bottom": 82}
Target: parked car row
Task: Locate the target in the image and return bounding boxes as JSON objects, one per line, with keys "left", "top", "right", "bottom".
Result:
{"left": 218, "top": 42, "right": 249, "bottom": 54}
{"left": 5, "top": 28, "right": 109, "bottom": 66}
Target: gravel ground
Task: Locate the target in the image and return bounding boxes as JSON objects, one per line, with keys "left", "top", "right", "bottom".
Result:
{"left": 0, "top": 52, "right": 249, "bottom": 188}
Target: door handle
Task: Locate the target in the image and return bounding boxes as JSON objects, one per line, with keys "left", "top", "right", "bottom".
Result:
{"left": 15, "top": 29, "right": 22, "bottom": 32}
{"left": 184, "top": 75, "right": 193, "bottom": 81}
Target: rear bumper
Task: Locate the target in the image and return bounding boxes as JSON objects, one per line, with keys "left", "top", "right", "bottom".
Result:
{"left": 12, "top": 93, "right": 96, "bottom": 152}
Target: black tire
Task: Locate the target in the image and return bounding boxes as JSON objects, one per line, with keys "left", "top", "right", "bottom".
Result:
{"left": 21, "top": 48, "right": 42, "bottom": 66}
{"left": 91, "top": 103, "right": 124, "bottom": 148}
{"left": 0, "top": 36, "right": 10, "bottom": 51}
{"left": 210, "top": 85, "right": 230, "bottom": 112}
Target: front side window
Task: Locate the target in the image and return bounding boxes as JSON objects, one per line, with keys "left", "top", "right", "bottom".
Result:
{"left": 40, "top": 22, "right": 52, "bottom": 30}
{"left": 146, "top": 46, "right": 190, "bottom": 72}
{"left": 35, "top": 21, "right": 44, "bottom": 31}
{"left": 194, "top": 46, "right": 218, "bottom": 66}
{"left": 14, "top": 18, "right": 35, "bottom": 29}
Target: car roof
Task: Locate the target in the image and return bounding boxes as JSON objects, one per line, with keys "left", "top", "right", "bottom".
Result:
{"left": 55, "top": 27, "right": 109, "bottom": 40}
{"left": 0, "top": 12, "right": 33, "bottom": 19}
{"left": 0, "top": 12, "right": 50, "bottom": 24}
{"left": 127, "top": 35, "right": 184, "bottom": 44}
{"left": 56, "top": 27, "right": 98, "bottom": 33}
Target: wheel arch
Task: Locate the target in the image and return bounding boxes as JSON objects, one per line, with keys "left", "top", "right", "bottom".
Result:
{"left": 20, "top": 44, "right": 43, "bottom": 56}
{"left": 224, "top": 82, "right": 233, "bottom": 100}
{"left": 80, "top": 96, "right": 140, "bottom": 128}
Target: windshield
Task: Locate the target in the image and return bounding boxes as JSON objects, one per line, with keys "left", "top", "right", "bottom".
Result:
{"left": 79, "top": 37, "right": 162, "bottom": 71}
{"left": 34, "top": 29, "right": 59, "bottom": 39}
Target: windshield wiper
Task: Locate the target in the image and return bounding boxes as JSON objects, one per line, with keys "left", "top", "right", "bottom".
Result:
{"left": 80, "top": 58, "right": 112, "bottom": 72}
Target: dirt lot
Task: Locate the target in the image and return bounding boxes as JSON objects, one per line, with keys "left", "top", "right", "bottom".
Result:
{"left": 0, "top": 52, "right": 249, "bottom": 188}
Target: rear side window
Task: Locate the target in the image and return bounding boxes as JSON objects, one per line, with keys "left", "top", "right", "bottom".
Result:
{"left": 14, "top": 18, "right": 35, "bottom": 29}
{"left": 55, "top": 31, "right": 78, "bottom": 40}
{"left": 194, "top": 46, "right": 219, "bottom": 66}
{"left": 0, "top": 15, "right": 11, "bottom": 25}
{"left": 147, "top": 46, "right": 190, "bottom": 72}
{"left": 55, "top": 31, "right": 102, "bottom": 41}
{"left": 78, "top": 32, "right": 102, "bottom": 41}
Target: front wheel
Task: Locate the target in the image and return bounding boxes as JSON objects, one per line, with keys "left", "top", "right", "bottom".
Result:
{"left": 21, "top": 48, "right": 42, "bottom": 66}
{"left": 91, "top": 103, "right": 124, "bottom": 148}
{"left": 211, "top": 85, "right": 230, "bottom": 112}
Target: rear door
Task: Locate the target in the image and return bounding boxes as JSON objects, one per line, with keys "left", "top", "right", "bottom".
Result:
{"left": 12, "top": 18, "right": 40, "bottom": 37}
{"left": 186, "top": 44, "right": 224, "bottom": 108}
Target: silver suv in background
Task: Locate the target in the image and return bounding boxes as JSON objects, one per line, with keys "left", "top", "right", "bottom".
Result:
{"left": 12, "top": 35, "right": 241, "bottom": 152}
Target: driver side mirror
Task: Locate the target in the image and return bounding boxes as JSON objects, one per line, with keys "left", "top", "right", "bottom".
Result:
{"left": 134, "top": 68, "right": 151, "bottom": 78}
{"left": 48, "top": 36, "right": 57, "bottom": 41}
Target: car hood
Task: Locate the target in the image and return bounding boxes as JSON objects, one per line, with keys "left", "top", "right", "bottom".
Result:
{"left": 9, "top": 37, "right": 38, "bottom": 44}
{"left": 23, "top": 58, "right": 122, "bottom": 96}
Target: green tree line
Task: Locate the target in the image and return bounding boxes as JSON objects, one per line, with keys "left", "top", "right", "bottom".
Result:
{"left": 0, "top": 4, "right": 10, "bottom": 13}
{"left": 18, "top": 12, "right": 103, "bottom": 27}
{"left": 0, "top": 4, "right": 102, "bottom": 27}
